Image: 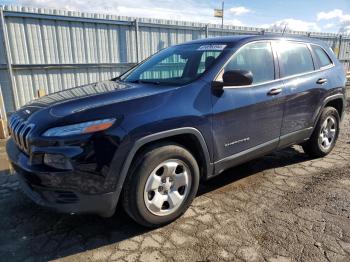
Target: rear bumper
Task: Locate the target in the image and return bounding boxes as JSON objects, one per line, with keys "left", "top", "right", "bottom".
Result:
{"left": 7, "top": 138, "right": 118, "bottom": 217}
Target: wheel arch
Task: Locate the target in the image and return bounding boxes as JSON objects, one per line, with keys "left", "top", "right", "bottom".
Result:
{"left": 124, "top": 128, "right": 212, "bottom": 178}
{"left": 324, "top": 97, "right": 345, "bottom": 119}
{"left": 113, "top": 128, "right": 213, "bottom": 206}
{"left": 314, "top": 94, "right": 346, "bottom": 128}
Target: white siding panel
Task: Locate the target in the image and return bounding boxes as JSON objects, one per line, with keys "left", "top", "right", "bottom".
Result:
{"left": 339, "top": 39, "right": 350, "bottom": 60}
{"left": 96, "top": 23, "right": 109, "bottom": 63}
{"left": 0, "top": 5, "right": 349, "bottom": 112}
{"left": 84, "top": 23, "right": 98, "bottom": 63}
{"left": 108, "top": 25, "right": 121, "bottom": 63}
{"left": 88, "top": 68, "right": 100, "bottom": 83}
{"left": 74, "top": 68, "right": 89, "bottom": 86}
{"left": 14, "top": 70, "right": 35, "bottom": 105}
{"left": 56, "top": 21, "right": 73, "bottom": 63}
{"left": 46, "top": 69, "right": 63, "bottom": 93}
{"left": 24, "top": 18, "right": 45, "bottom": 64}
{"left": 7, "top": 17, "right": 29, "bottom": 64}
{"left": 32, "top": 69, "right": 48, "bottom": 94}
{"left": 41, "top": 19, "right": 60, "bottom": 64}
{"left": 70, "top": 22, "right": 86, "bottom": 63}
{"left": 0, "top": 17, "right": 6, "bottom": 65}
{"left": 0, "top": 69, "right": 14, "bottom": 112}
{"left": 60, "top": 70, "right": 76, "bottom": 90}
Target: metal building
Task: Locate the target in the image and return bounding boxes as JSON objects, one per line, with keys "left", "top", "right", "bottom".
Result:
{"left": 0, "top": 5, "right": 349, "bottom": 116}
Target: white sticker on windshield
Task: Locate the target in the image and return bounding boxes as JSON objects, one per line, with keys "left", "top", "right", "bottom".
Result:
{"left": 197, "top": 44, "right": 226, "bottom": 51}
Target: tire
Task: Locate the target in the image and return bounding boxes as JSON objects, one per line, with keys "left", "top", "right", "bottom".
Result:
{"left": 122, "top": 142, "right": 200, "bottom": 228}
{"left": 302, "top": 106, "right": 340, "bottom": 158}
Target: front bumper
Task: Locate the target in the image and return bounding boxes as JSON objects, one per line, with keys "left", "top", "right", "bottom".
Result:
{"left": 6, "top": 138, "right": 118, "bottom": 217}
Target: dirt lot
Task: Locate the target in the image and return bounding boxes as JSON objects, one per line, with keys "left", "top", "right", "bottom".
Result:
{"left": 0, "top": 110, "right": 350, "bottom": 262}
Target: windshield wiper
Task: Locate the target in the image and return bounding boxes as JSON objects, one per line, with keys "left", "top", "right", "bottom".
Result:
{"left": 128, "top": 80, "right": 161, "bottom": 85}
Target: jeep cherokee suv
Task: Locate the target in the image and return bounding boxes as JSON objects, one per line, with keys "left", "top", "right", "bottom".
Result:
{"left": 6, "top": 35, "right": 347, "bottom": 227}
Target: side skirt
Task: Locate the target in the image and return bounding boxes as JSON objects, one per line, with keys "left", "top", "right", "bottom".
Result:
{"left": 211, "top": 127, "right": 313, "bottom": 178}
{"left": 277, "top": 127, "right": 313, "bottom": 149}
{"left": 213, "top": 138, "right": 279, "bottom": 176}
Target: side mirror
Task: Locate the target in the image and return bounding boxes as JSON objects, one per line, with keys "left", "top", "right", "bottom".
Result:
{"left": 212, "top": 70, "right": 253, "bottom": 91}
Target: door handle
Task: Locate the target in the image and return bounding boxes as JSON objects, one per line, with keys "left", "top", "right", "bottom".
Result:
{"left": 316, "top": 78, "right": 327, "bottom": 85}
{"left": 267, "top": 88, "right": 282, "bottom": 96}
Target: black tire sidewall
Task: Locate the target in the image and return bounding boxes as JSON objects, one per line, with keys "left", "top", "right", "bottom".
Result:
{"left": 127, "top": 144, "right": 199, "bottom": 226}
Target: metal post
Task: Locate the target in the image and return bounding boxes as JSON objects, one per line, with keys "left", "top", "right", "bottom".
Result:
{"left": 0, "top": 7, "right": 19, "bottom": 111}
{"left": 337, "top": 34, "right": 342, "bottom": 60}
{"left": 205, "top": 24, "right": 209, "bottom": 38}
{"left": 0, "top": 87, "right": 8, "bottom": 138}
{"left": 221, "top": 1, "right": 224, "bottom": 29}
{"left": 134, "top": 19, "right": 140, "bottom": 63}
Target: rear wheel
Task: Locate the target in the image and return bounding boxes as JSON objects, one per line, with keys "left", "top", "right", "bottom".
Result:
{"left": 122, "top": 143, "right": 199, "bottom": 227}
{"left": 302, "top": 107, "right": 340, "bottom": 157}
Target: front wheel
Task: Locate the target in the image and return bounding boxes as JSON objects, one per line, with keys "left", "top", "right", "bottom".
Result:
{"left": 122, "top": 143, "right": 200, "bottom": 227}
{"left": 302, "top": 106, "right": 340, "bottom": 158}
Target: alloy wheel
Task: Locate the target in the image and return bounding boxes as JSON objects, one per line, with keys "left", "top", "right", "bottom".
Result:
{"left": 318, "top": 116, "right": 337, "bottom": 150}
{"left": 143, "top": 159, "right": 191, "bottom": 216}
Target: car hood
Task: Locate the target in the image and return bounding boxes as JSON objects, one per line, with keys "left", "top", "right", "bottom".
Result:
{"left": 20, "top": 80, "right": 174, "bottom": 118}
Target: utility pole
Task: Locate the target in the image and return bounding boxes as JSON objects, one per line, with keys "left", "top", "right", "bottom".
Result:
{"left": 214, "top": 1, "right": 224, "bottom": 29}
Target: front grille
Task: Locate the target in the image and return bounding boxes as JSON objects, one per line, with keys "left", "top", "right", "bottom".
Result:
{"left": 8, "top": 114, "right": 34, "bottom": 154}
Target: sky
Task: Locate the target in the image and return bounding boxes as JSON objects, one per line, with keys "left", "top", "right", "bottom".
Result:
{"left": 0, "top": 0, "right": 350, "bottom": 34}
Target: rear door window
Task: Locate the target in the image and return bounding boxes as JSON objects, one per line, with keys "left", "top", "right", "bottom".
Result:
{"left": 312, "top": 45, "right": 333, "bottom": 68}
{"left": 276, "top": 41, "right": 315, "bottom": 77}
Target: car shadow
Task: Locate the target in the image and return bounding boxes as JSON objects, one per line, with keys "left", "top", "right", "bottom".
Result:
{"left": 0, "top": 146, "right": 310, "bottom": 261}
{"left": 198, "top": 146, "right": 310, "bottom": 196}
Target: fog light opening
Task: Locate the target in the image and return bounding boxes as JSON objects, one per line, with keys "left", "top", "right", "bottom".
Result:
{"left": 43, "top": 154, "right": 73, "bottom": 170}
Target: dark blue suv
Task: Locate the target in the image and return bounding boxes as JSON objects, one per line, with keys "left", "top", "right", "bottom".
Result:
{"left": 6, "top": 35, "right": 347, "bottom": 227}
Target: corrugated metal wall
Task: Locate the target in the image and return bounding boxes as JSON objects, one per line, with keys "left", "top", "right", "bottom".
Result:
{"left": 0, "top": 7, "right": 12, "bottom": 118}
{"left": 0, "top": 5, "right": 349, "bottom": 114}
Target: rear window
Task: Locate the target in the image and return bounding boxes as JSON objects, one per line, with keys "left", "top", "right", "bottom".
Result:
{"left": 276, "top": 41, "right": 315, "bottom": 77}
{"left": 313, "top": 45, "right": 333, "bottom": 68}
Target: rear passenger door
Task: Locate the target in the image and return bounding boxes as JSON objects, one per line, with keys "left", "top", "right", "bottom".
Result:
{"left": 275, "top": 41, "right": 330, "bottom": 147}
{"left": 212, "top": 41, "right": 286, "bottom": 168}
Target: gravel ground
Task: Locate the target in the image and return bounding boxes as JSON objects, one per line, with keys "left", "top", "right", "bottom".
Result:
{"left": 0, "top": 110, "right": 350, "bottom": 262}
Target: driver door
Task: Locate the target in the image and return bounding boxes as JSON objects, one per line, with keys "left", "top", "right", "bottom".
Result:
{"left": 211, "top": 41, "right": 286, "bottom": 173}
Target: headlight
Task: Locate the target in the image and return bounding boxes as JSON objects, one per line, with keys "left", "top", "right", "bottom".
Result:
{"left": 43, "top": 118, "right": 116, "bottom": 137}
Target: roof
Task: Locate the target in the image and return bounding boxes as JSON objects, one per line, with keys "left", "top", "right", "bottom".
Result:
{"left": 183, "top": 34, "right": 327, "bottom": 47}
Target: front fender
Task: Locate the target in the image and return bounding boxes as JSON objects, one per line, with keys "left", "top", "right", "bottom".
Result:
{"left": 107, "top": 127, "right": 213, "bottom": 212}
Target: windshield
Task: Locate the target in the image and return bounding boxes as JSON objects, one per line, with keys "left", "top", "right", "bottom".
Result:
{"left": 120, "top": 43, "right": 227, "bottom": 85}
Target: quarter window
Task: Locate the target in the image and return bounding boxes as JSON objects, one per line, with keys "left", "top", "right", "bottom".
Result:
{"left": 313, "top": 45, "right": 333, "bottom": 68}
{"left": 277, "top": 41, "right": 314, "bottom": 77}
{"left": 223, "top": 42, "right": 275, "bottom": 84}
